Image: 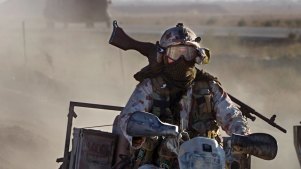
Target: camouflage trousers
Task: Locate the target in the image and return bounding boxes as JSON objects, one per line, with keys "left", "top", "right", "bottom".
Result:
{"left": 134, "top": 136, "right": 180, "bottom": 169}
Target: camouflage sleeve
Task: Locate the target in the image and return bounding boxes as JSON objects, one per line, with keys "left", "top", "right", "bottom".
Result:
{"left": 119, "top": 78, "right": 153, "bottom": 148}
{"left": 209, "top": 81, "right": 250, "bottom": 135}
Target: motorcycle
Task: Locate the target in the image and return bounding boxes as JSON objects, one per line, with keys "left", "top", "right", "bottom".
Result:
{"left": 124, "top": 111, "right": 278, "bottom": 169}
{"left": 56, "top": 102, "right": 279, "bottom": 169}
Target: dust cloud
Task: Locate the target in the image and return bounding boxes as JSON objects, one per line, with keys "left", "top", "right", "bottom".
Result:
{"left": 204, "top": 39, "right": 301, "bottom": 169}
{"left": 0, "top": 0, "right": 300, "bottom": 169}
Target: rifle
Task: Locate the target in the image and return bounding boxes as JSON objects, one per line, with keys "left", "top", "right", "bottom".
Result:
{"left": 228, "top": 94, "right": 287, "bottom": 133}
{"left": 108, "top": 20, "right": 287, "bottom": 134}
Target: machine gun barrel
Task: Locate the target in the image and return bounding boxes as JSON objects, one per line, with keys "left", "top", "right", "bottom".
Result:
{"left": 228, "top": 94, "right": 287, "bottom": 133}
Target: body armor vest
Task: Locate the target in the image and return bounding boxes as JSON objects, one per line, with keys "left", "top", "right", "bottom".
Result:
{"left": 134, "top": 70, "right": 221, "bottom": 169}
{"left": 150, "top": 75, "right": 219, "bottom": 139}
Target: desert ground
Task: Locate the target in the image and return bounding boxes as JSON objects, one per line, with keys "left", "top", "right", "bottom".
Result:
{"left": 0, "top": 0, "right": 300, "bottom": 169}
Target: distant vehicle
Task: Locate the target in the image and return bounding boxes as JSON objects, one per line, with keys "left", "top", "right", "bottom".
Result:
{"left": 44, "top": 0, "right": 111, "bottom": 28}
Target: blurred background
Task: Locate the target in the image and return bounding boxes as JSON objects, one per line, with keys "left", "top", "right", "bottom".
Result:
{"left": 0, "top": 0, "right": 300, "bottom": 168}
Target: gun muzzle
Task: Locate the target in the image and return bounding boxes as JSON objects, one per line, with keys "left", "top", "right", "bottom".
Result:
{"left": 231, "top": 133, "right": 278, "bottom": 160}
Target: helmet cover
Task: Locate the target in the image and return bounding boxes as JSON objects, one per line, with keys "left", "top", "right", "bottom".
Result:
{"left": 159, "top": 23, "right": 201, "bottom": 48}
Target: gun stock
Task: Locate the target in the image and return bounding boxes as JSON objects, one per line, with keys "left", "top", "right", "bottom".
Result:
{"left": 109, "top": 20, "right": 156, "bottom": 58}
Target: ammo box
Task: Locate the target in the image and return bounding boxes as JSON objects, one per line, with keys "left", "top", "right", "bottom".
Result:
{"left": 69, "top": 128, "right": 118, "bottom": 169}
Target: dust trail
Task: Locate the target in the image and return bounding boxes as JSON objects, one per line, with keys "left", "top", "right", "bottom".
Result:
{"left": 0, "top": 1, "right": 301, "bottom": 169}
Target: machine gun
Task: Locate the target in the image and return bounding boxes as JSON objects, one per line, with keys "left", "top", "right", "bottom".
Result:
{"left": 228, "top": 94, "right": 287, "bottom": 133}
{"left": 109, "top": 20, "right": 287, "bottom": 134}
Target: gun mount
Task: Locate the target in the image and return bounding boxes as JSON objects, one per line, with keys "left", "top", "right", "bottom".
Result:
{"left": 57, "top": 101, "right": 123, "bottom": 169}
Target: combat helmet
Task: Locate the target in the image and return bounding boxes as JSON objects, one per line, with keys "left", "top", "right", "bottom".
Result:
{"left": 158, "top": 23, "right": 210, "bottom": 64}
{"left": 159, "top": 23, "right": 201, "bottom": 48}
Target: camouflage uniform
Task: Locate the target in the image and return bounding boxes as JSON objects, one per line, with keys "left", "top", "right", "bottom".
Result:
{"left": 118, "top": 75, "right": 250, "bottom": 169}
{"left": 116, "top": 23, "right": 250, "bottom": 169}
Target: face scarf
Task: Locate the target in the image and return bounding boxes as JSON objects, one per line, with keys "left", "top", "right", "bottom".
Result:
{"left": 162, "top": 57, "right": 196, "bottom": 90}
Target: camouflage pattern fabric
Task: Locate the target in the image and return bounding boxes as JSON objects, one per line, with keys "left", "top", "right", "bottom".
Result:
{"left": 118, "top": 77, "right": 250, "bottom": 168}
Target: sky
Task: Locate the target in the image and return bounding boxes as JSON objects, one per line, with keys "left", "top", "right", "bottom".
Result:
{"left": 0, "top": 0, "right": 8, "bottom": 4}
{"left": 113, "top": 0, "right": 301, "bottom": 4}
{"left": 1, "top": 0, "right": 300, "bottom": 5}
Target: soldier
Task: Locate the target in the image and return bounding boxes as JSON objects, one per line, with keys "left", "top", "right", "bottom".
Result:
{"left": 115, "top": 23, "right": 250, "bottom": 169}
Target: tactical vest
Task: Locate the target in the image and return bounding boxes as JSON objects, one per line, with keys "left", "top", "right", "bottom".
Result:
{"left": 134, "top": 70, "right": 221, "bottom": 169}
{"left": 150, "top": 75, "right": 220, "bottom": 139}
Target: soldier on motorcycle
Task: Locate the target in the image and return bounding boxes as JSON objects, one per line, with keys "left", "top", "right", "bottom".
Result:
{"left": 114, "top": 23, "right": 250, "bottom": 169}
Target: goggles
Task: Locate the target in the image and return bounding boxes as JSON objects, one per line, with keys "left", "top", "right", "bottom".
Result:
{"left": 158, "top": 44, "right": 210, "bottom": 64}
{"left": 165, "top": 45, "right": 198, "bottom": 62}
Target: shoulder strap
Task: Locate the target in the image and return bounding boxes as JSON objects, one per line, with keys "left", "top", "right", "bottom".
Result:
{"left": 134, "top": 64, "right": 164, "bottom": 82}
{"left": 151, "top": 76, "right": 169, "bottom": 96}
{"left": 194, "top": 68, "right": 221, "bottom": 85}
